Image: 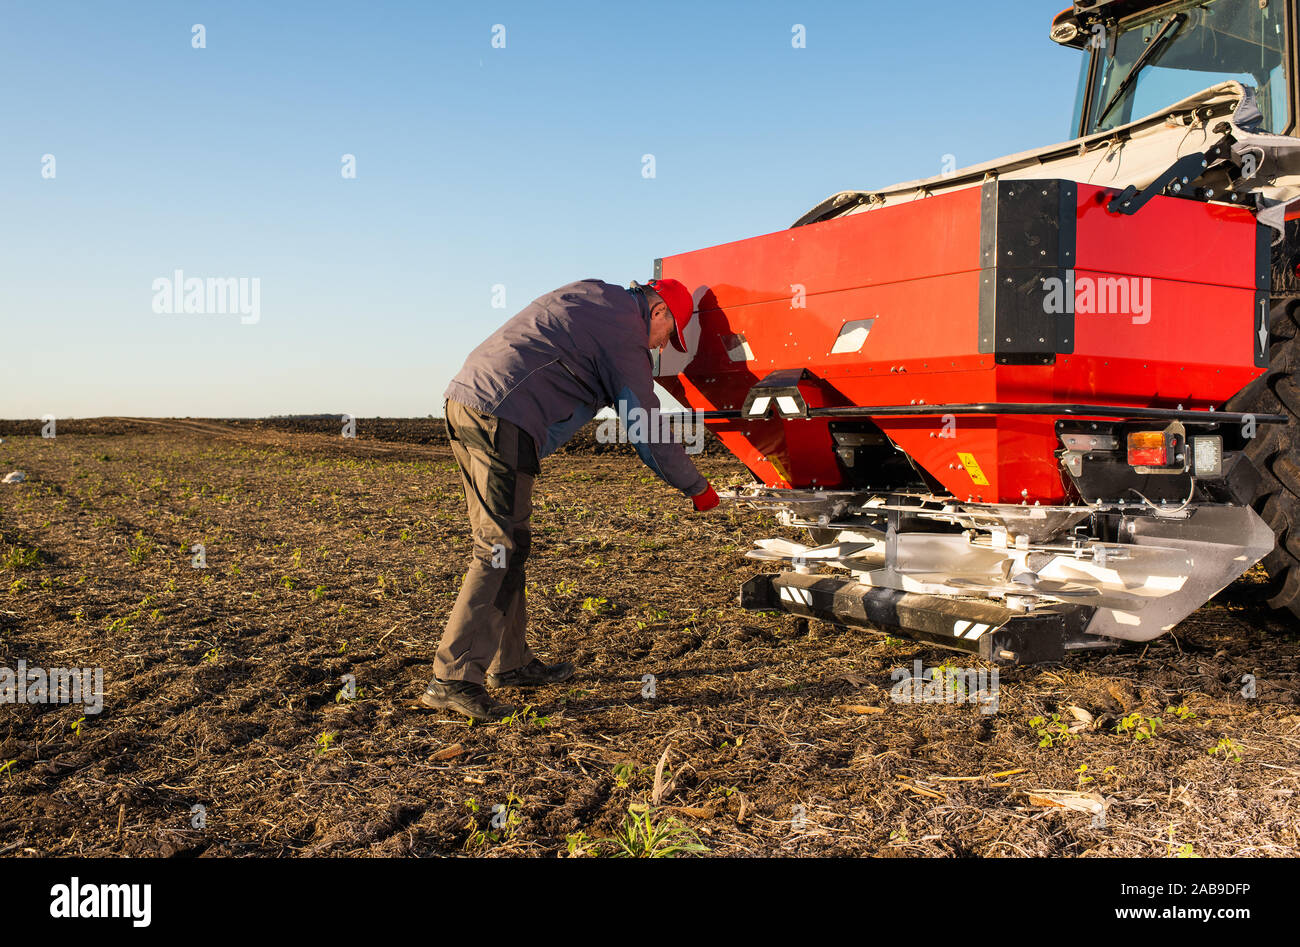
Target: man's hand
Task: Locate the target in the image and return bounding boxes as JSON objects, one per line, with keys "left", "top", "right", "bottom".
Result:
{"left": 691, "top": 484, "right": 720, "bottom": 512}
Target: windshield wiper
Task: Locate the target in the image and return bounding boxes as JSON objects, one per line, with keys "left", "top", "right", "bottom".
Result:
{"left": 1095, "top": 12, "right": 1187, "bottom": 127}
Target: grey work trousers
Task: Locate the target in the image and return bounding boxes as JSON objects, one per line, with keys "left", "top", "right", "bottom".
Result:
{"left": 432, "top": 399, "right": 540, "bottom": 684}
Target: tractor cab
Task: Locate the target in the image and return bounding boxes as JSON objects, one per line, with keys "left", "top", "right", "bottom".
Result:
{"left": 1052, "top": 0, "right": 1294, "bottom": 138}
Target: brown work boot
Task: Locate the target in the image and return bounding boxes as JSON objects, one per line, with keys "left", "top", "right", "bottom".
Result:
{"left": 415, "top": 677, "right": 515, "bottom": 721}
{"left": 486, "top": 658, "right": 575, "bottom": 689}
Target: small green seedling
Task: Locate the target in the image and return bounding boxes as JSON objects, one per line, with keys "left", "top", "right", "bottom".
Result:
{"left": 1030, "top": 713, "right": 1076, "bottom": 748}
{"left": 1116, "top": 712, "right": 1162, "bottom": 742}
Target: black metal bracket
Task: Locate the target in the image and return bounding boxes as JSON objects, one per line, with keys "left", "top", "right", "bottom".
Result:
{"left": 740, "top": 368, "right": 814, "bottom": 419}
{"left": 1106, "top": 140, "right": 1233, "bottom": 215}
{"left": 978, "top": 179, "right": 1077, "bottom": 364}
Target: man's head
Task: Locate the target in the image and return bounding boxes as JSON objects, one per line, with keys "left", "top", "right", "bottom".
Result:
{"left": 642, "top": 278, "right": 693, "bottom": 353}
{"left": 644, "top": 288, "right": 675, "bottom": 350}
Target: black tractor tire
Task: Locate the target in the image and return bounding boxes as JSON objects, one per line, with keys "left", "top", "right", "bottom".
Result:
{"left": 1225, "top": 297, "right": 1300, "bottom": 617}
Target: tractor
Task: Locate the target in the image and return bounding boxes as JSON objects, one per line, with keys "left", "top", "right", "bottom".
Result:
{"left": 654, "top": 0, "right": 1300, "bottom": 663}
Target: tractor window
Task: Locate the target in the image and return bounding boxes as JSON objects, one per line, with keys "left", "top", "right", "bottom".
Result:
{"left": 1080, "top": 0, "right": 1289, "bottom": 135}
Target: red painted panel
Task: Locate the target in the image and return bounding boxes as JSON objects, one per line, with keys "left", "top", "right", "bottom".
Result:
{"left": 672, "top": 187, "right": 983, "bottom": 316}
{"left": 1075, "top": 184, "right": 1259, "bottom": 288}
{"left": 1061, "top": 272, "right": 1261, "bottom": 406}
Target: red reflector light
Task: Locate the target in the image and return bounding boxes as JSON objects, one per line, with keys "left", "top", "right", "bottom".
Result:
{"left": 1128, "top": 431, "right": 1169, "bottom": 466}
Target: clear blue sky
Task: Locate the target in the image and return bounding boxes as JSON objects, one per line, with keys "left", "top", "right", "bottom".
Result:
{"left": 2, "top": 1, "right": 1082, "bottom": 419}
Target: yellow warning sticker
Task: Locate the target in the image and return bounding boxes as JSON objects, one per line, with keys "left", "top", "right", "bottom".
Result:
{"left": 766, "top": 453, "right": 790, "bottom": 485}
{"left": 957, "top": 452, "right": 990, "bottom": 486}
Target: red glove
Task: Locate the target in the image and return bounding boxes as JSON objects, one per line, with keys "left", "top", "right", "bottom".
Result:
{"left": 691, "top": 484, "right": 720, "bottom": 512}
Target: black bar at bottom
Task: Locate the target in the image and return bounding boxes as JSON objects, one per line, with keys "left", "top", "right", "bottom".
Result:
{"left": 742, "top": 571, "right": 1105, "bottom": 665}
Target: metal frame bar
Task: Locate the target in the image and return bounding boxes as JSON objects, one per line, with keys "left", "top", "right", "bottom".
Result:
{"left": 666, "top": 402, "right": 1286, "bottom": 425}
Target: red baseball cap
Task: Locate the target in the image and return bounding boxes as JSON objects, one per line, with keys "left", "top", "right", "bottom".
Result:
{"left": 647, "top": 278, "right": 694, "bottom": 353}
